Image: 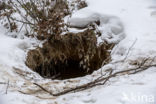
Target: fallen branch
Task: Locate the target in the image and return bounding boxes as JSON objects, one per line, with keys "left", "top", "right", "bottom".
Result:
{"left": 32, "top": 58, "right": 156, "bottom": 96}
{"left": 0, "top": 82, "right": 7, "bottom": 84}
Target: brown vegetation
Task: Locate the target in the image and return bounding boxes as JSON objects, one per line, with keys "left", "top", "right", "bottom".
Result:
{"left": 26, "top": 29, "right": 114, "bottom": 79}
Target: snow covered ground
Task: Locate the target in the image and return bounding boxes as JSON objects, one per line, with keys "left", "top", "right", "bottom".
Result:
{"left": 0, "top": 0, "right": 156, "bottom": 104}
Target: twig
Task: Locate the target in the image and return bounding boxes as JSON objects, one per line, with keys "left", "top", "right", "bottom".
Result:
{"left": 32, "top": 61, "right": 156, "bottom": 96}
{"left": 109, "top": 39, "right": 137, "bottom": 65}
{"left": 5, "top": 80, "right": 9, "bottom": 94}
{"left": 10, "top": 17, "right": 35, "bottom": 25}
{"left": 33, "top": 83, "right": 54, "bottom": 96}
{"left": 123, "top": 38, "right": 137, "bottom": 62}
{"left": 0, "top": 82, "right": 7, "bottom": 84}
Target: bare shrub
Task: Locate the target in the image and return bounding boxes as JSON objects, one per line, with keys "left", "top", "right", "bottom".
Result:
{"left": 0, "top": 1, "right": 17, "bottom": 32}
{"left": 0, "top": 0, "right": 70, "bottom": 39}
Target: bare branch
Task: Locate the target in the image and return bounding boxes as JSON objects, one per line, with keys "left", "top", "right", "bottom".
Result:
{"left": 31, "top": 59, "right": 156, "bottom": 96}
{"left": 5, "top": 80, "right": 9, "bottom": 94}
{"left": 123, "top": 38, "right": 137, "bottom": 62}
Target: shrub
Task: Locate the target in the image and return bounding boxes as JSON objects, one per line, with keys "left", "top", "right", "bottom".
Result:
{"left": 0, "top": 0, "right": 70, "bottom": 39}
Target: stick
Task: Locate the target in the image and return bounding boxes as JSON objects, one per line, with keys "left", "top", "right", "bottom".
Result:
{"left": 5, "top": 80, "right": 9, "bottom": 94}
{"left": 123, "top": 38, "right": 137, "bottom": 62}
{"left": 0, "top": 82, "right": 7, "bottom": 84}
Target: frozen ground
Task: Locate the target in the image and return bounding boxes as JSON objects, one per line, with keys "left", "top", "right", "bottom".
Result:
{"left": 0, "top": 0, "right": 156, "bottom": 104}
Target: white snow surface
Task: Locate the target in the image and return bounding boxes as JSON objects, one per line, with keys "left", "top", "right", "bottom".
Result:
{"left": 67, "top": 9, "right": 126, "bottom": 44}
{"left": 0, "top": 0, "right": 156, "bottom": 104}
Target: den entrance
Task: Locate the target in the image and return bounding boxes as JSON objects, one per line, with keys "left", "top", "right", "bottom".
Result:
{"left": 26, "top": 29, "right": 114, "bottom": 80}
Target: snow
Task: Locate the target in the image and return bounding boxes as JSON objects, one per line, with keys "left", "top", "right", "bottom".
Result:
{"left": 56, "top": 68, "right": 156, "bottom": 104}
{"left": 67, "top": 8, "right": 125, "bottom": 44}
{"left": 0, "top": 0, "right": 156, "bottom": 104}
{"left": 69, "top": 0, "right": 156, "bottom": 59}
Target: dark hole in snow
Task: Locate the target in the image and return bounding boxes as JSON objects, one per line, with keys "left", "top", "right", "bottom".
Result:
{"left": 26, "top": 29, "right": 114, "bottom": 80}
{"left": 36, "top": 59, "right": 89, "bottom": 79}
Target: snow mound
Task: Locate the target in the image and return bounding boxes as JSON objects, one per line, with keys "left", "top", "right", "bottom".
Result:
{"left": 68, "top": 8, "right": 125, "bottom": 44}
